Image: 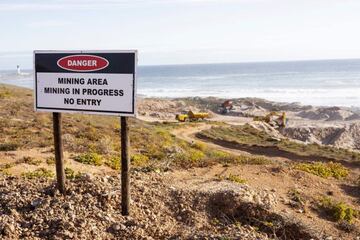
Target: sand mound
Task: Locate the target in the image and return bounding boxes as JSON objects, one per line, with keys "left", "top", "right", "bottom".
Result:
{"left": 137, "top": 98, "right": 201, "bottom": 119}
{"left": 297, "top": 107, "right": 360, "bottom": 121}
{"left": 249, "top": 121, "right": 284, "bottom": 140}
{"left": 331, "top": 123, "right": 360, "bottom": 150}
{"left": 283, "top": 123, "right": 360, "bottom": 150}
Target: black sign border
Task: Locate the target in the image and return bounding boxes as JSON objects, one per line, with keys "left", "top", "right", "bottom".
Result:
{"left": 34, "top": 50, "right": 137, "bottom": 116}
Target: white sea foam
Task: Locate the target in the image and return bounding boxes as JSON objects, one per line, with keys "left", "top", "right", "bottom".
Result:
{"left": 138, "top": 87, "right": 360, "bottom": 107}
{"left": 1, "top": 59, "right": 360, "bottom": 107}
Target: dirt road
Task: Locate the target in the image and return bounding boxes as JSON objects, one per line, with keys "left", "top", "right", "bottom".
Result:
{"left": 170, "top": 123, "right": 299, "bottom": 165}
{"left": 171, "top": 123, "right": 256, "bottom": 157}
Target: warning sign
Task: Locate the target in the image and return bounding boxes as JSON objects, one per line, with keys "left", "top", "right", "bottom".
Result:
{"left": 34, "top": 50, "right": 137, "bottom": 116}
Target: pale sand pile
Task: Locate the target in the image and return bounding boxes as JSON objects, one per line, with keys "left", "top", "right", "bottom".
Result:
{"left": 283, "top": 123, "right": 360, "bottom": 150}
{"left": 297, "top": 107, "right": 360, "bottom": 121}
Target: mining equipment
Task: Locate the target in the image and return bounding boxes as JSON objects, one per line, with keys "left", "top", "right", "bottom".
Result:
{"left": 175, "top": 111, "right": 209, "bottom": 122}
{"left": 253, "top": 112, "right": 287, "bottom": 128}
{"left": 218, "top": 100, "right": 234, "bottom": 114}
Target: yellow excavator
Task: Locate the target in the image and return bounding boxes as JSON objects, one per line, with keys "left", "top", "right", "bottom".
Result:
{"left": 175, "top": 111, "right": 209, "bottom": 122}
{"left": 253, "top": 112, "right": 287, "bottom": 128}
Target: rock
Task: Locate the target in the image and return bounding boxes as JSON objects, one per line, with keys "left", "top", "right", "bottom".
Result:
{"left": 31, "top": 198, "right": 42, "bottom": 208}
{"left": 125, "top": 219, "right": 136, "bottom": 227}
{"left": 81, "top": 173, "right": 93, "bottom": 181}
{"left": 111, "top": 223, "right": 121, "bottom": 231}
{"left": 63, "top": 202, "right": 73, "bottom": 210}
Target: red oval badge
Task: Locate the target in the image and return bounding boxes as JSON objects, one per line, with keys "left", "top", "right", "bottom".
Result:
{"left": 57, "top": 55, "right": 109, "bottom": 72}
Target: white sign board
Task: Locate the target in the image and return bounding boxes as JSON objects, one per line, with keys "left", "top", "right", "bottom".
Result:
{"left": 34, "top": 50, "right": 137, "bottom": 116}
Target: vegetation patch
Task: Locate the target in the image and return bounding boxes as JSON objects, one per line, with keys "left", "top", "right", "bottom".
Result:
{"left": 21, "top": 156, "right": 42, "bottom": 166}
{"left": 226, "top": 174, "right": 247, "bottom": 184}
{"left": 295, "top": 162, "right": 349, "bottom": 179}
{"left": 192, "top": 141, "right": 207, "bottom": 151}
{"left": 188, "top": 149, "right": 206, "bottom": 162}
{"left": 65, "top": 167, "right": 82, "bottom": 179}
{"left": 319, "top": 197, "right": 359, "bottom": 223}
{"left": 105, "top": 156, "right": 120, "bottom": 170}
{"left": 0, "top": 163, "right": 16, "bottom": 169}
{"left": 208, "top": 150, "right": 231, "bottom": 161}
{"left": 0, "top": 143, "right": 19, "bottom": 151}
{"left": 46, "top": 156, "right": 55, "bottom": 165}
{"left": 0, "top": 87, "right": 12, "bottom": 98}
{"left": 0, "top": 163, "right": 15, "bottom": 175}
{"left": 74, "top": 152, "right": 103, "bottom": 166}
{"left": 131, "top": 153, "right": 149, "bottom": 167}
{"left": 207, "top": 150, "right": 270, "bottom": 165}
{"left": 22, "top": 168, "right": 54, "bottom": 179}
{"left": 288, "top": 189, "right": 306, "bottom": 210}
{"left": 288, "top": 189, "right": 304, "bottom": 204}
{"left": 235, "top": 154, "right": 271, "bottom": 165}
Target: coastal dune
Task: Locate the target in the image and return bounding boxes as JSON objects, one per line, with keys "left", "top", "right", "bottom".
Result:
{"left": 0, "top": 84, "right": 360, "bottom": 239}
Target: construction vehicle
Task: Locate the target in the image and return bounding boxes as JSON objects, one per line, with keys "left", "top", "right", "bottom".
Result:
{"left": 218, "top": 100, "right": 234, "bottom": 114}
{"left": 175, "top": 111, "right": 209, "bottom": 122}
{"left": 253, "top": 112, "right": 287, "bottom": 128}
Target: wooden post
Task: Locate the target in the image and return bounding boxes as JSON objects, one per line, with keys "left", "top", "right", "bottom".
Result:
{"left": 53, "top": 112, "right": 65, "bottom": 194}
{"left": 120, "top": 116, "right": 130, "bottom": 215}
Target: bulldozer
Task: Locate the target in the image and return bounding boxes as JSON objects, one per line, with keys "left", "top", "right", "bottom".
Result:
{"left": 218, "top": 100, "right": 234, "bottom": 114}
{"left": 175, "top": 111, "right": 209, "bottom": 122}
{"left": 253, "top": 112, "right": 287, "bottom": 128}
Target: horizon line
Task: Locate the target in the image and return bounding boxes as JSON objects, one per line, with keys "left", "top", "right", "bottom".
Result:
{"left": 2, "top": 57, "right": 360, "bottom": 71}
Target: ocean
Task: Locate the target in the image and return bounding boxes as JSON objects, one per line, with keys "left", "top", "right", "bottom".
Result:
{"left": 1, "top": 59, "right": 360, "bottom": 107}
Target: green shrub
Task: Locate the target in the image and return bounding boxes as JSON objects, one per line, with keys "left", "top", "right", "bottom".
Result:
{"left": 65, "top": 167, "right": 81, "bottom": 179}
{"left": 296, "top": 162, "right": 349, "bottom": 179}
{"left": 46, "top": 156, "right": 55, "bottom": 165}
{"left": 74, "top": 152, "right": 102, "bottom": 166}
{"left": 192, "top": 141, "right": 207, "bottom": 151}
{"left": 105, "top": 156, "right": 121, "bottom": 170}
{"left": 0, "top": 88, "right": 12, "bottom": 98}
{"left": 226, "top": 174, "right": 247, "bottom": 184}
{"left": 235, "top": 155, "right": 271, "bottom": 165}
{"left": 210, "top": 150, "right": 229, "bottom": 157}
{"left": 188, "top": 149, "right": 205, "bottom": 162}
{"left": 319, "top": 197, "right": 359, "bottom": 223}
{"left": 131, "top": 153, "right": 149, "bottom": 167}
{"left": 288, "top": 189, "right": 305, "bottom": 207}
{"left": 207, "top": 150, "right": 270, "bottom": 165}
{"left": 22, "top": 168, "right": 54, "bottom": 179}
{"left": 0, "top": 143, "right": 19, "bottom": 151}
{"left": 22, "top": 156, "right": 41, "bottom": 166}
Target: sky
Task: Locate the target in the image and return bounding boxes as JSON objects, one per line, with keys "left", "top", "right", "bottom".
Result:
{"left": 1, "top": 0, "right": 360, "bottom": 69}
